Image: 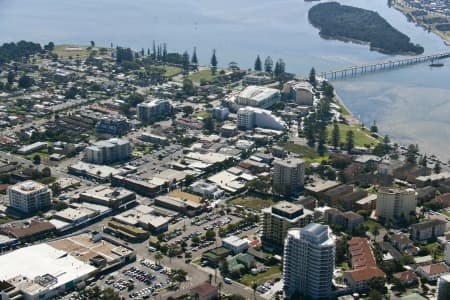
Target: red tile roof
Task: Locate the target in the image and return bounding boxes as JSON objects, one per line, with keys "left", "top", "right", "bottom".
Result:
{"left": 190, "top": 282, "right": 218, "bottom": 297}
{"left": 347, "top": 237, "right": 385, "bottom": 282}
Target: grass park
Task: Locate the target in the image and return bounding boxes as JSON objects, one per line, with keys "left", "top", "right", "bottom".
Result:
{"left": 230, "top": 195, "right": 274, "bottom": 210}
{"left": 194, "top": 110, "right": 211, "bottom": 119}
{"left": 188, "top": 69, "right": 221, "bottom": 83}
{"left": 161, "top": 66, "right": 182, "bottom": 77}
{"left": 280, "top": 142, "right": 329, "bottom": 163}
{"left": 52, "top": 45, "right": 110, "bottom": 60}
{"left": 327, "top": 123, "right": 381, "bottom": 148}
{"left": 239, "top": 265, "right": 282, "bottom": 287}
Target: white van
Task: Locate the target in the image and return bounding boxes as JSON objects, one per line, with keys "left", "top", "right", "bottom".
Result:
{"left": 224, "top": 277, "right": 232, "bottom": 284}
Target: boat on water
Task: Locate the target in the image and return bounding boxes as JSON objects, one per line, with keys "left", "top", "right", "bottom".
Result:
{"left": 429, "top": 58, "right": 444, "bottom": 67}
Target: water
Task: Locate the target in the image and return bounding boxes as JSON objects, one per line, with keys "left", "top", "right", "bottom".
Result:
{"left": 0, "top": 0, "right": 449, "bottom": 159}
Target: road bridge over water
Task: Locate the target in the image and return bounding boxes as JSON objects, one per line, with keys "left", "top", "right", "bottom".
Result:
{"left": 317, "top": 51, "right": 450, "bottom": 80}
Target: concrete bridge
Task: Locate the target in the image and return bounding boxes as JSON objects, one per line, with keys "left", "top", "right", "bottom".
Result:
{"left": 318, "top": 51, "right": 450, "bottom": 80}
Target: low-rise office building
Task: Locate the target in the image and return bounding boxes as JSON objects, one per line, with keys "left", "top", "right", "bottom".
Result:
{"left": 154, "top": 195, "right": 203, "bottom": 217}
{"left": 113, "top": 205, "right": 169, "bottom": 234}
{"left": 222, "top": 235, "right": 249, "bottom": 254}
{"left": 0, "top": 232, "right": 135, "bottom": 300}
{"left": 139, "top": 132, "right": 169, "bottom": 145}
{"left": 17, "top": 142, "right": 48, "bottom": 155}
{"left": 190, "top": 180, "right": 224, "bottom": 199}
{"left": 79, "top": 185, "right": 136, "bottom": 209}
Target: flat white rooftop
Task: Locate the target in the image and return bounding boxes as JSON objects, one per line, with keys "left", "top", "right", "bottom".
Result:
{"left": 0, "top": 243, "right": 96, "bottom": 295}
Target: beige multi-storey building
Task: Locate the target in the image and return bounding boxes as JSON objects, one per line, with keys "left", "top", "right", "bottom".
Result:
{"left": 272, "top": 158, "right": 305, "bottom": 195}
{"left": 8, "top": 181, "right": 52, "bottom": 214}
{"left": 237, "top": 107, "right": 286, "bottom": 131}
{"left": 376, "top": 188, "right": 417, "bottom": 221}
{"left": 136, "top": 98, "right": 171, "bottom": 123}
{"left": 262, "top": 201, "right": 313, "bottom": 251}
{"left": 84, "top": 138, "right": 131, "bottom": 164}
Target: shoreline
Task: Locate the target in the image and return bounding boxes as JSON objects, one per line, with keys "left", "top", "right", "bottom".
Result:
{"left": 392, "top": 2, "right": 450, "bottom": 45}
{"left": 332, "top": 90, "right": 360, "bottom": 125}
{"left": 318, "top": 32, "right": 423, "bottom": 56}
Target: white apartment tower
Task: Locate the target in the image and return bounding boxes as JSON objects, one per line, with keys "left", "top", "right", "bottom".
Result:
{"left": 8, "top": 181, "right": 52, "bottom": 214}
{"left": 273, "top": 158, "right": 305, "bottom": 195}
{"left": 283, "top": 223, "right": 335, "bottom": 300}
{"left": 84, "top": 138, "right": 131, "bottom": 164}
{"left": 376, "top": 188, "right": 417, "bottom": 221}
{"left": 137, "top": 98, "right": 171, "bottom": 123}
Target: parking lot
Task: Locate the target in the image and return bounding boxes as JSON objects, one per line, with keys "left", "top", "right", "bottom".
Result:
{"left": 86, "top": 257, "right": 173, "bottom": 299}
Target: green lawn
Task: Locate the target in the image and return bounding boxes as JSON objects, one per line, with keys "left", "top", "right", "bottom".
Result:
{"left": 53, "top": 45, "right": 110, "bottom": 60}
{"left": 0, "top": 217, "right": 14, "bottom": 225}
{"left": 239, "top": 265, "right": 282, "bottom": 287}
{"left": 188, "top": 70, "right": 221, "bottom": 83}
{"left": 327, "top": 123, "right": 380, "bottom": 147}
{"left": 279, "top": 142, "right": 328, "bottom": 163}
{"left": 230, "top": 196, "right": 274, "bottom": 210}
{"left": 339, "top": 262, "right": 349, "bottom": 271}
{"left": 364, "top": 219, "right": 381, "bottom": 234}
{"left": 194, "top": 110, "right": 211, "bottom": 119}
{"left": 337, "top": 103, "right": 351, "bottom": 116}
{"left": 161, "top": 66, "right": 182, "bottom": 77}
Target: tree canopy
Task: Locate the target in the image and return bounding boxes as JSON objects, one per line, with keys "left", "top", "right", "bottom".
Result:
{"left": 308, "top": 2, "right": 424, "bottom": 55}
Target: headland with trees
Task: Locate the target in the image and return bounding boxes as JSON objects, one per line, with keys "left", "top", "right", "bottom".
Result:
{"left": 308, "top": 2, "right": 424, "bottom": 55}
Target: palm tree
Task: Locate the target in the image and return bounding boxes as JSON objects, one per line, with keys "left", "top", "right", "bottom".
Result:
{"left": 252, "top": 281, "right": 258, "bottom": 299}
{"left": 155, "top": 252, "right": 163, "bottom": 265}
{"left": 218, "top": 282, "right": 223, "bottom": 299}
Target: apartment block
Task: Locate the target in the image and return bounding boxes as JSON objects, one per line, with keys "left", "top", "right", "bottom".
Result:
{"left": 262, "top": 201, "right": 313, "bottom": 251}
{"left": 136, "top": 98, "right": 171, "bottom": 123}
{"left": 84, "top": 138, "right": 131, "bottom": 164}
{"left": 283, "top": 223, "right": 335, "bottom": 299}
{"left": 8, "top": 180, "right": 52, "bottom": 214}
{"left": 272, "top": 158, "right": 305, "bottom": 195}
{"left": 376, "top": 188, "right": 417, "bottom": 221}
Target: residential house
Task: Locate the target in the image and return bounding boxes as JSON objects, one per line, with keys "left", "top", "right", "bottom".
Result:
{"left": 393, "top": 271, "right": 418, "bottom": 286}
{"left": 417, "top": 263, "right": 450, "bottom": 281}
{"left": 190, "top": 282, "right": 218, "bottom": 300}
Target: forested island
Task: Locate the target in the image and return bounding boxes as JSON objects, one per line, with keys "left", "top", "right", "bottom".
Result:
{"left": 308, "top": 2, "right": 424, "bottom": 55}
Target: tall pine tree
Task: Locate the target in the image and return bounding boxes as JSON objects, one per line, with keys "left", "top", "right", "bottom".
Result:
{"left": 191, "top": 47, "right": 198, "bottom": 65}
{"left": 210, "top": 49, "right": 218, "bottom": 75}
{"left": 309, "top": 67, "right": 317, "bottom": 87}
{"left": 264, "top": 56, "right": 273, "bottom": 73}
{"left": 162, "top": 43, "right": 167, "bottom": 61}
{"left": 254, "top": 55, "right": 262, "bottom": 71}
{"left": 152, "top": 40, "right": 156, "bottom": 60}
{"left": 331, "top": 122, "right": 340, "bottom": 149}
{"left": 182, "top": 51, "right": 190, "bottom": 75}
